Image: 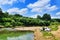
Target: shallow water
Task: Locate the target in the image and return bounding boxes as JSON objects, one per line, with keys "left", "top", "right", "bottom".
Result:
{"left": 0, "top": 31, "right": 34, "bottom": 40}
{"left": 7, "top": 33, "right": 34, "bottom": 40}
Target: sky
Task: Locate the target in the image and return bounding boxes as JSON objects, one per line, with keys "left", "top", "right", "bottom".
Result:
{"left": 0, "top": 0, "right": 60, "bottom": 18}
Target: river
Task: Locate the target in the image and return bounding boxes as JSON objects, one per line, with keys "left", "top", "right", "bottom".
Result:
{"left": 7, "top": 33, "right": 34, "bottom": 40}
{"left": 0, "top": 31, "right": 34, "bottom": 40}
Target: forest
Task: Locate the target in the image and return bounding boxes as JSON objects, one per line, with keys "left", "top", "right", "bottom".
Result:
{"left": 0, "top": 8, "right": 60, "bottom": 28}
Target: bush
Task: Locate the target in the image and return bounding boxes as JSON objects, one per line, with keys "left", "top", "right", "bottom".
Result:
{"left": 38, "top": 21, "right": 50, "bottom": 26}
{"left": 4, "top": 22, "right": 12, "bottom": 27}
{"left": 49, "top": 25, "right": 58, "bottom": 31}
{"left": 44, "top": 21, "right": 50, "bottom": 26}
{"left": 2, "top": 18, "right": 12, "bottom": 22}
{"left": 15, "top": 22, "right": 23, "bottom": 26}
{"left": 50, "top": 22, "right": 59, "bottom": 25}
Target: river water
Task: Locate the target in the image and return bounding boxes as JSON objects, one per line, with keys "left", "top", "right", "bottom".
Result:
{"left": 7, "top": 33, "right": 34, "bottom": 40}
{"left": 0, "top": 28, "right": 34, "bottom": 40}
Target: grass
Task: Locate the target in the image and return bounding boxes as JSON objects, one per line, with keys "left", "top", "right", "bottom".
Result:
{"left": 42, "top": 31, "right": 58, "bottom": 40}
{"left": 49, "top": 25, "right": 58, "bottom": 31}
{"left": 42, "top": 31, "right": 53, "bottom": 36}
{"left": 48, "top": 22, "right": 59, "bottom": 31}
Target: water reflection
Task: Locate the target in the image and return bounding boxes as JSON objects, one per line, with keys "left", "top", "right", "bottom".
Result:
{"left": 7, "top": 33, "right": 34, "bottom": 40}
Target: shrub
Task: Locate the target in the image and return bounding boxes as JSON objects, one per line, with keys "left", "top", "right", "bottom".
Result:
{"left": 15, "top": 22, "right": 23, "bottom": 26}
{"left": 49, "top": 25, "right": 58, "bottom": 31}
{"left": 4, "top": 22, "right": 12, "bottom": 27}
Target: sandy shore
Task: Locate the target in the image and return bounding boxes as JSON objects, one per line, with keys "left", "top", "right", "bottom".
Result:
{"left": 15, "top": 27, "right": 42, "bottom": 31}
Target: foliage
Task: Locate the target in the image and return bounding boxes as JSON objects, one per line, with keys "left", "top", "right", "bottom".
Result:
{"left": 14, "top": 14, "right": 22, "bottom": 17}
{"left": 4, "top": 22, "right": 12, "bottom": 27}
{"left": 50, "top": 22, "right": 59, "bottom": 25}
{"left": 54, "top": 19, "right": 60, "bottom": 22}
{"left": 42, "top": 13, "right": 51, "bottom": 20}
{"left": 50, "top": 25, "right": 58, "bottom": 31}
{"left": 0, "top": 8, "right": 59, "bottom": 28}
{"left": 49, "top": 25, "right": 58, "bottom": 31}
{"left": 37, "top": 15, "right": 41, "bottom": 19}
{"left": 49, "top": 22, "right": 59, "bottom": 31}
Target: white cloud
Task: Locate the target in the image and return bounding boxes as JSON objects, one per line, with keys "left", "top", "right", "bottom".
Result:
{"left": 46, "top": 5, "right": 58, "bottom": 11}
{"left": 56, "top": 12, "right": 60, "bottom": 15}
{"left": 27, "top": 0, "right": 58, "bottom": 14}
{"left": 0, "top": 0, "right": 26, "bottom": 5}
{"left": 30, "top": 14, "right": 41, "bottom": 18}
{"left": 51, "top": 16, "right": 60, "bottom": 19}
{"left": 31, "top": 8, "right": 43, "bottom": 13}
{"left": 30, "top": 14, "right": 38, "bottom": 18}
{"left": 0, "top": 0, "right": 17, "bottom": 5}
{"left": 7, "top": 8, "right": 28, "bottom": 15}
{"left": 27, "top": 0, "right": 50, "bottom": 8}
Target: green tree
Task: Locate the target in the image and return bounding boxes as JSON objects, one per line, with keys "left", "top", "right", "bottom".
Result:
{"left": 0, "top": 8, "right": 4, "bottom": 22}
{"left": 0, "top": 8, "right": 3, "bottom": 18}
{"left": 11, "top": 20, "right": 16, "bottom": 27}
{"left": 42, "top": 13, "right": 51, "bottom": 20}
{"left": 3, "top": 12, "right": 9, "bottom": 17}
{"left": 0, "top": 8, "right": 3, "bottom": 15}
{"left": 37, "top": 15, "right": 41, "bottom": 19}
{"left": 14, "top": 14, "right": 22, "bottom": 17}
{"left": 4, "top": 22, "right": 12, "bottom": 28}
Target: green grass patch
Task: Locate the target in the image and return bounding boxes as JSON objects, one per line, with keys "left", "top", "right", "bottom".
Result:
{"left": 42, "top": 31, "right": 59, "bottom": 40}
{"left": 49, "top": 22, "right": 59, "bottom": 31}
{"left": 42, "top": 31, "right": 53, "bottom": 36}
{"left": 49, "top": 25, "right": 58, "bottom": 31}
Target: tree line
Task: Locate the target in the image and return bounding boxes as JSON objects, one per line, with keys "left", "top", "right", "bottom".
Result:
{"left": 0, "top": 8, "right": 59, "bottom": 28}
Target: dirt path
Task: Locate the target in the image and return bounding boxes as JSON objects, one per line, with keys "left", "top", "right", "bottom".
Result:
{"left": 15, "top": 27, "right": 42, "bottom": 31}
{"left": 34, "top": 28, "right": 45, "bottom": 40}
{"left": 33, "top": 28, "right": 54, "bottom": 40}
{"left": 51, "top": 26, "right": 60, "bottom": 40}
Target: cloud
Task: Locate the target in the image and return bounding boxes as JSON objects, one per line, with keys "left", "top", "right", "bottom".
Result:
{"left": 27, "top": 0, "right": 58, "bottom": 18}
{"left": 56, "top": 12, "right": 60, "bottom": 15}
{"left": 46, "top": 5, "right": 58, "bottom": 11}
{"left": 51, "top": 16, "right": 60, "bottom": 19}
{"left": 27, "top": 0, "right": 50, "bottom": 8}
{"left": 0, "top": 0, "right": 17, "bottom": 5}
{"left": 7, "top": 8, "right": 28, "bottom": 15}
{"left": 0, "top": 0, "right": 26, "bottom": 5}
{"left": 27, "top": 0, "right": 58, "bottom": 14}
{"left": 30, "top": 14, "right": 39, "bottom": 18}
{"left": 31, "top": 8, "right": 43, "bottom": 13}
{"left": 30, "top": 13, "right": 42, "bottom": 18}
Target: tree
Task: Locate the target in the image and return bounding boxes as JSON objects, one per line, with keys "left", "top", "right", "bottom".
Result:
{"left": 0, "top": 8, "right": 4, "bottom": 22}
{"left": 0, "top": 8, "right": 2, "bottom": 14}
{"left": 3, "top": 12, "right": 9, "bottom": 17}
{"left": 0, "top": 8, "right": 3, "bottom": 18}
{"left": 11, "top": 20, "right": 16, "bottom": 27}
{"left": 37, "top": 15, "right": 41, "bottom": 19}
{"left": 4, "top": 22, "right": 12, "bottom": 28}
{"left": 42, "top": 13, "right": 51, "bottom": 20}
{"left": 14, "top": 14, "right": 22, "bottom": 17}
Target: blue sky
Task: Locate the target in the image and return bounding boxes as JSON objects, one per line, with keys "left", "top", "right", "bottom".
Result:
{"left": 0, "top": 0, "right": 60, "bottom": 18}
